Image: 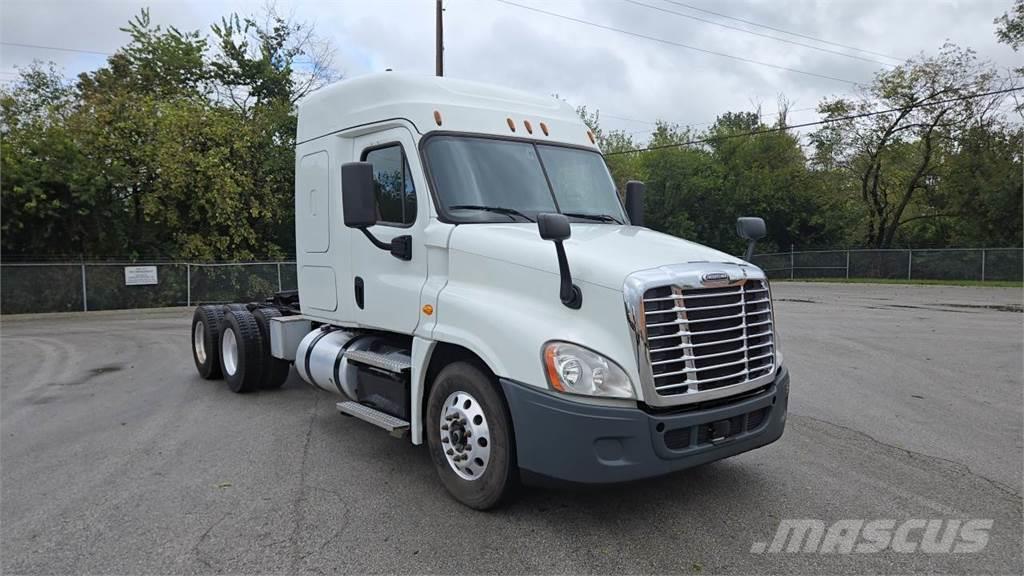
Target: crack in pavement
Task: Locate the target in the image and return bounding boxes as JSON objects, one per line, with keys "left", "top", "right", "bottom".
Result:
{"left": 289, "top": 392, "right": 321, "bottom": 573}
{"left": 189, "top": 511, "right": 230, "bottom": 571}
{"left": 791, "top": 412, "right": 1022, "bottom": 502}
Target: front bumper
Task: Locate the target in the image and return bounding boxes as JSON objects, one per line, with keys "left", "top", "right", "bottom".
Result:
{"left": 500, "top": 365, "right": 789, "bottom": 484}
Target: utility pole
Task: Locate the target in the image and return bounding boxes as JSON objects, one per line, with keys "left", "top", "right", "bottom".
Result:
{"left": 435, "top": 0, "right": 444, "bottom": 77}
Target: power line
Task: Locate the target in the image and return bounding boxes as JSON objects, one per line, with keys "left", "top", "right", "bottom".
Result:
{"left": 605, "top": 105, "right": 819, "bottom": 126}
{"left": 1, "top": 41, "right": 320, "bottom": 66}
{"left": 1, "top": 41, "right": 112, "bottom": 57}
{"left": 491, "top": 0, "right": 864, "bottom": 86}
{"left": 623, "top": 0, "right": 895, "bottom": 68}
{"left": 617, "top": 106, "right": 825, "bottom": 138}
{"left": 660, "top": 0, "right": 904, "bottom": 62}
{"left": 605, "top": 87, "right": 1023, "bottom": 155}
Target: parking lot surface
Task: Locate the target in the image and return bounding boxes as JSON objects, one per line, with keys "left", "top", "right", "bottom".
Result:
{"left": 2, "top": 282, "right": 1021, "bottom": 574}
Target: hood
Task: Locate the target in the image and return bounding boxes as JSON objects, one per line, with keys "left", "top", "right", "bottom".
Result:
{"left": 448, "top": 223, "right": 748, "bottom": 290}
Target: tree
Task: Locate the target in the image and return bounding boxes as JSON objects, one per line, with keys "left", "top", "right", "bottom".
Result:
{"left": 211, "top": 6, "right": 338, "bottom": 114}
{"left": 995, "top": 0, "right": 1024, "bottom": 52}
{"left": 0, "top": 64, "right": 84, "bottom": 255}
{"left": 809, "top": 45, "right": 1009, "bottom": 248}
{"left": 0, "top": 5, "right": 340, "bottom": 261}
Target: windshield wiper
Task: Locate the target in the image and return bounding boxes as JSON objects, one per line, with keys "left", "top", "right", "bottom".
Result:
{"left": 448, "top": 204, "right": 534, "bottom": 222}
{"left": 562, "top": 212, "right": 623, "bottom": 225}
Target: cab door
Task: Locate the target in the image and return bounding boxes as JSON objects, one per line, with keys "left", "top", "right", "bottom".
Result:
{"left": 348, "top": 127, "right": 428, "bottom": 334}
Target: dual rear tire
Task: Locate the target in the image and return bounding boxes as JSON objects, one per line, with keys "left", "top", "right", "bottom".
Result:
{"left": 191, "top": 305, "right": 291, "bottom": 392}
{"left": 220, "top": 309, "right": 264, "bottom": 393}
{"left": 192, "top": 306, "right": 225, "bottom": 379}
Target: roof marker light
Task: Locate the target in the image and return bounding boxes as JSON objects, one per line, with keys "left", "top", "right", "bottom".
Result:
{"left": 523, "top": 120, "right": 533, "bottom": 134}
{"left": 433, "top": 110, "right": 443, "bottom": 126}
{"left": 506, "top": 117, "right": 516, "bottom": 132}
{"left": 540, "top": 122, "right": 549, "bottom": 136}
{"left": 586, "top": 130, "right": 596, "bottom": 144}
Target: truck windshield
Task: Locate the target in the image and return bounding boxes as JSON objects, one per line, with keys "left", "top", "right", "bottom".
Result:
{"left": 423, "top": 135, "right": 626, "bottom": 223}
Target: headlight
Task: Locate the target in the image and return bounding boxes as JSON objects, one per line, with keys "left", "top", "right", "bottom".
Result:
{"left": 542, "top": 341, "right": 634, "bottom": 399}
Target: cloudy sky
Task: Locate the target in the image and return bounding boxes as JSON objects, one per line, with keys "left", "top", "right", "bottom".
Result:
{"left": 1, "top": 0, "right": 1019, "bottom": 140}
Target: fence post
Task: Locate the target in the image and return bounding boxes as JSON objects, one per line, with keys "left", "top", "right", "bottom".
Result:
{"left": 790, "top": 244, "right": 795, "bottom": 280}
{"left": 845, "top": 250, "right": 851, "bottom": 279}
{"left": 277, "top": 262, "right": 283, "bottom": 292}
{"left": 980, "top": 249, "right": 986, "bottom": 282}
{"left": 81, "top": 263, "right": 88, "bottom": 312}
{"left": 907, "top": 250, "right": 913, "bottom": 280}
{"left": 187, "top": 263, "right": 191, "bottom": 307}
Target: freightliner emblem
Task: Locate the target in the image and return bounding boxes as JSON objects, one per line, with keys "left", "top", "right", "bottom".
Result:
{"left": 701, "top": 271, "right": 731, "bottom": 285}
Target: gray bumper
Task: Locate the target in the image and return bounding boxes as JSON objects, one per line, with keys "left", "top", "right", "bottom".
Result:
{"left": 500, "top": 365, "right": 789, "bottom": 484}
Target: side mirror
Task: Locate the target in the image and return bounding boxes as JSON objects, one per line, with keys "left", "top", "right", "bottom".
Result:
{"left": 342, "top": 161, "right": 411, "bottom": 261}
{"left": 537, "top": 213, "right": 582, "bottom": 309}
{"left": 341, "top": 162, "right": 377, "bottom": 228}
{"left": 625, "top": 181, "right": 645, "bottom": 227}
{"left": 537, "top": 212, "right": 571, "bottom": 241}
{"left": 736, "top": 217, "right": 766, "bottom": 261}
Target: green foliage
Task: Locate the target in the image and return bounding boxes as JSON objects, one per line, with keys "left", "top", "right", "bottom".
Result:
{"left": 995, "top": 0, "right": 1024, "bottom": 51}
{"left": 808, "top": 44, "right": 1013, "bottom": 248}
{"left": 2, "top": 5, "right": 1020, "bottom": 266}
{"left": 1, "top": 6, "right": 336, "bottom": 261}
{"left": 593, "top": 116, "right": 849, "bottom": 255}
{"left": 591, "top": 40, "right": 1019, "bottom": 255}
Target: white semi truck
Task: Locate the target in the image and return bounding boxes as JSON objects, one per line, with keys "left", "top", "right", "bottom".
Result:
{"left": 190, "top": 73, "right": 789, "bottom": 509}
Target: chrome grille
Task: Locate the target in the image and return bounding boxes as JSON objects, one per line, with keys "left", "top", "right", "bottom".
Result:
{"left": 642, "top": 280, "right": 775, "bottom": 396}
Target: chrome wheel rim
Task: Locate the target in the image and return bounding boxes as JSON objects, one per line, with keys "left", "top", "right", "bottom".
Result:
{"left": 221, "top": 328, "right": 238, "bottom": 376}
{"left": 439, "top": 391, "right": 491, "bottom": 481}
{"left": 193, "top": 321, "right": 206, "bottom": 364}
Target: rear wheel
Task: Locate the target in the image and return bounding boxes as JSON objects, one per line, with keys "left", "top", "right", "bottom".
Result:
{"left": 252, "top": 308, "right": 292, "bottom": 389}
{"left": 219, "top": 309, "right": 263, "bottom": 393}
{"left": 192, "top": 305, "right": 224, "bottom": 379}
{"left": 426, "top": 361, "right": 516, "bottom": 510}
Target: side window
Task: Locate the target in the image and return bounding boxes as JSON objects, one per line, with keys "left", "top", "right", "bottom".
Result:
{"left": 362, "top": 145, "right": 417, "bottom": 226}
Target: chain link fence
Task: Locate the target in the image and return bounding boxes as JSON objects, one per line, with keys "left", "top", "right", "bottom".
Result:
{"left": 750, "top": 248, "right": 1023, "bottom": 282}
{"left": 0, "top": 261, "right": 297, "bottom": 315}
{"left": 1, "top": 249, "right": 1020, "bottom": 314}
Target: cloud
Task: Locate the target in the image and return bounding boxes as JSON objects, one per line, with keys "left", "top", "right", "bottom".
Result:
{"left": 1, "top": 0, "right": 1018, "bottom": 140}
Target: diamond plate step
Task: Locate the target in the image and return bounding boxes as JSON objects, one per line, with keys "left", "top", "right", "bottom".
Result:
{"left": 336, "top": 401, "right": 410, "bottom": 437}
{"left": 343, "top": 349, "right": 412, "bottom": 373}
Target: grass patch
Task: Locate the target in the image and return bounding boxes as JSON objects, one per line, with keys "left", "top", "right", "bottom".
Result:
{"left": 774, "top": 277, "right": 1023, "bottom": 288}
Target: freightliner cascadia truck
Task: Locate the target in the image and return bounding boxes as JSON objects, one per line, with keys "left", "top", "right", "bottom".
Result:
{"left": 189, "top": 73, "right": 790, "bottom": 509}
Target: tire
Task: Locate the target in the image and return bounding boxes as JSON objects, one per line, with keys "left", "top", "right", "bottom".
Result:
{"left": 426, "top": 361, "right": 516, "bottom": 510}
{"left": 191, "top": 305, "right": 225, "bottom": 380}
{"left": 219, "top": 309, "right": 263, "bottom": 393}
{"left": 252, "top": 308, "right": 291, "bottom": 389}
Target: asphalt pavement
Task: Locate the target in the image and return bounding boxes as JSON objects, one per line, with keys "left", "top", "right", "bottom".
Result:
{"left": 1, "top": 282, "right": 1021, "bottom": 574}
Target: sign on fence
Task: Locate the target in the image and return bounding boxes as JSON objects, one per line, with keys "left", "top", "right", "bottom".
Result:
{"left": 124, "top": 266, "right": 159, "bottom": 286}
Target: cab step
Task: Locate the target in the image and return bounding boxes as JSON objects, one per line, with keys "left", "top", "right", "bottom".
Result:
{"left": 336, "top": 401, "right": 410, "bottom": 437}
{"left": 343, "top": 349, "right": 412, "bottom": 374}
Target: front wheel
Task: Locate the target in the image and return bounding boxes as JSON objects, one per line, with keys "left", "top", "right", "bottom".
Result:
{"left": 426, "top": 361, "right": 516, "bottom": 510}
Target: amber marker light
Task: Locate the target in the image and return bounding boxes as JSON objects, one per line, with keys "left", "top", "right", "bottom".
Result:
{"left": 433, "top": 110, "right": 443, "bottom": 126}
{"left": 544, "top": 345, "right": 566, "bottom": 392}
{"left": 586, "top": 130, "right": 596, "bottom": 144}
{"left": 422, "top": 304, "right": 434, "bottom": 316}
{"left": 540, "top": 122, "right": 549, "bottom": 136}
{"left": 506, "top": 117, "right": 516, "bottom": 132}
{"left": 523, "top": 120, "right": 533, "bottom": 134}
